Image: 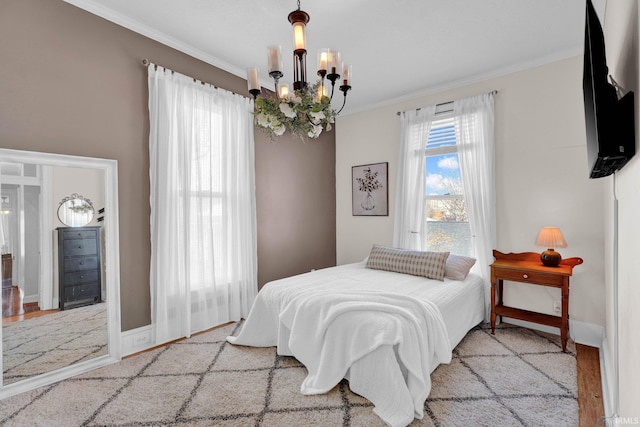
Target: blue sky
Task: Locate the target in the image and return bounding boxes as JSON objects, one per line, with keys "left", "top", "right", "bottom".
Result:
{"left": 425, "top": 123, "right": 462, "bottom": 196}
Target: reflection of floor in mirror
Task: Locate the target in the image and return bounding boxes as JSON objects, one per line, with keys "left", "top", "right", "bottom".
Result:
{"left": 2, "top": 285, "right": 25, "bottom": 318}
{"left": 2, "top": 286, "right": 45, "bottom": 322}
{"left": 2, "top": 302, "right": 108, "bottom": 385}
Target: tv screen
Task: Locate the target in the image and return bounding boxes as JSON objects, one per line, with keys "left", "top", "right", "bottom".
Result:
{"left": 583, "top": 0, "right": 635, "bottom": 179}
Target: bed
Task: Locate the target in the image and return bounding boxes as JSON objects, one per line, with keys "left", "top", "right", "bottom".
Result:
{"left": 227, "top": 249, "right": 485, "bottom": 427}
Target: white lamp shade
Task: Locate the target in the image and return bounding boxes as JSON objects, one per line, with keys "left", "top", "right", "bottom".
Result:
{"left": 535, "top": 227, "right": 567, "bottom": 249}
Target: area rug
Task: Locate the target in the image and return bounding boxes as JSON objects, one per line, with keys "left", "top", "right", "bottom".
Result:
{"left": 0, "top": 322, "right": 577, "bottom": 426}
{"left": 2, "top": 303, "right": 107, "bottom": 385}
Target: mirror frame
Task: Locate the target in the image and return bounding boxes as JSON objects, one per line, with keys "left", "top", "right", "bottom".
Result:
{"left": 57, "top": 193, "right": 95, "bottom": 227}
{"left": 0, "top": 148, "right": 121, "bottom": 399}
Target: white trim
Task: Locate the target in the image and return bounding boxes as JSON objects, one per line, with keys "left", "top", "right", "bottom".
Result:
{"left": 39, "top": 166, "right": 54, "bottom": 310}
{"left": 501, "top": 317, "right": 604, "bottom": 347}
{"left": 501, "top": 317, "right": 559, "bottom": 336}
{"left": 600, "top": 335, "right": 616, "bottom": 418}
{"left": 341, "top": 49, "right": 583, "bottom": 117}
{"left": 570, "top": 319, "right": 605, "bottom": 348}
{"left": 61, "top": 0, "right": 271, "bottom": 88}
{"left": 62, "top": 0, "right": 584, "bottom": 116}
{"left": 121, "top": 325, "right": 154, "bottom": 357}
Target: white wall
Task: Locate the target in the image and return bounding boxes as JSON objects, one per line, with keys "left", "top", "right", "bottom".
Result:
{"left": 336, "top": 57, "right": 606, "bottom": 326}
{"left": 603, "top": 0, "right": 640, "bottom": 417}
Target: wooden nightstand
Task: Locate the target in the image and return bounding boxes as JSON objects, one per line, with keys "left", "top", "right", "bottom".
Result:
{"left": 490, "top": 250, "right": 583, "bottom": 352}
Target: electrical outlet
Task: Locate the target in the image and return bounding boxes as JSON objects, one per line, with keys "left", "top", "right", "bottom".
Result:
{"left": 553, "top": 300, "right": 561, "bottom": 314}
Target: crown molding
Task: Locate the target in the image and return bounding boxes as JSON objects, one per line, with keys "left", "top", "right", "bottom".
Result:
{"left": 62, "top": 0, "right": 267, "bottom": 85}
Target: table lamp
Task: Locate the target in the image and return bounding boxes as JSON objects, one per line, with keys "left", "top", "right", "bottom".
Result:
{"left": 535, "top": 227, "right": 567, "bottom": 267}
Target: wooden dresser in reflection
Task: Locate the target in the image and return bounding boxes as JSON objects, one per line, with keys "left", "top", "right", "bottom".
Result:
{"left": 57, "top": 226, "right": 102, "bottom": 310}
{"left": 2, "top": 254, "right": 12, "bottom": 289}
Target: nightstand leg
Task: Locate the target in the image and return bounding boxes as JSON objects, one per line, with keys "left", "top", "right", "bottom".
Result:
{"left": 561, "top": 286, "right": 569, "bottom": 352}
{"left": 490, "top": 279, "right": 497, "bottom": 334}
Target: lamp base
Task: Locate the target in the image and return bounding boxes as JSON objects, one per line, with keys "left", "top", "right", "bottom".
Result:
{"left": 540, "top": 249, "right": 562, "bottom": 267}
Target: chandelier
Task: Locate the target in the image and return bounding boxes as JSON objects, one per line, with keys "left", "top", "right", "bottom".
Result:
{"left": 246, "top": 0, "right": 352, "bottom": 139}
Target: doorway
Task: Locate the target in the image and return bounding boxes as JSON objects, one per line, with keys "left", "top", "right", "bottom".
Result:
{"left": 1, "top": 163, "right": 47, "bottom": 317}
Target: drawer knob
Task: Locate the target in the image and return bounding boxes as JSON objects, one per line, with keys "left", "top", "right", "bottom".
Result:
{"left": 523, "top": 274, "right": 529, "bottom": 279}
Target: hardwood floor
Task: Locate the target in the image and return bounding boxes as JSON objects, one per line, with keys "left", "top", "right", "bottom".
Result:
{"left": 2, "top": 285, "right": 24, "bottom": 318}
{"left": 577, "top": 343, "right": 605, "bottom": 426}
{"left": 2, "top": 285, "right": 53, "bottom": 325}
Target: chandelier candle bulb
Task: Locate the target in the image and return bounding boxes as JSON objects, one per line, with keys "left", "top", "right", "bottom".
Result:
{"left": 267, "top": 46, "right": 283, "bottom": 74}
{"left": 327, "top": 50, "right": 341, "bottom": 75}
{"left": 279, "top": 84, "right": 290, "bottom": 99}
{"left": 246, "top": 67, "right": 261, "bottom": 98}
{"left": 316, "top": 83, "right": 327, "bottom": 102}
{"left": 292, "top": 22, "right": 306, "bottom": 51}
{"left": 317, "top": 49, "right": 328, "bottom": 74}
{"left": 342, "top": 64, "right": 352, "bottom": 86}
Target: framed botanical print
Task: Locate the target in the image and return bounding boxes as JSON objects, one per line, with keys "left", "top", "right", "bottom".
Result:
{"left": 352, "top": 162, "right": 388, "bottom": 216}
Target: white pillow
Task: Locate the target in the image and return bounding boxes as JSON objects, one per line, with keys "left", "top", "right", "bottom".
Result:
{"left": 445, "top": 254, "right": 477, "bottom": 280}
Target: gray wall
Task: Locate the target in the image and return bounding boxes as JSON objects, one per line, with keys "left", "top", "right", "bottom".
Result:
{"left": 0, "top": 0, "right": 336, "bottom": 331}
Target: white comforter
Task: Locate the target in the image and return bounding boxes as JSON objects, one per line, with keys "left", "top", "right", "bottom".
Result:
{"left": 227, "top": 262, "right": 483, "bottom": 427}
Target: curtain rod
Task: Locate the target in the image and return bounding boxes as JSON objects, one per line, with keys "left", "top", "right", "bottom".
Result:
{"left": 141, "top": 58, "right": 244, "bottom": 97}
{"left": 396, "top": 90, "right": 498, "bottom": 116}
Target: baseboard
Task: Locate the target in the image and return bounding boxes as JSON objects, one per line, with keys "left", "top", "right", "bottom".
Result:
{"left": 600, "top": 335, "right": 615, "bottom": 418}
{"left": 501, "top": 317, "right": 604, "bottom": 347}
{"left": 569, "top": 319, "right": 604, "bottom": 348}
{"left": 121, "top": 325, "right": 154, "bottom": 357}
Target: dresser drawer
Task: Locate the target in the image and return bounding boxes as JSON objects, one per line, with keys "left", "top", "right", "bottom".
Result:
{"left": 63, "top": 239, "right": 98, "bottom": 256}
{"left": 64, "top": 256, "right": 99, "bottom": 272}
{"left": 62, "top": 229, "right": 98, "bottom": 240}
{"left": 62, "top": 283, "right": 100, "bottom": 302}
{"left": 494, "top": 267, "right": 565, "bottom": 286}
{"left": 64, "top": 270, "right": 99, "bottom": 286}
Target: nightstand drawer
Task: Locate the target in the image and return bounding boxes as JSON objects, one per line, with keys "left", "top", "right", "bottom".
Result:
{"left": 494, "top": 267, "right": 565, "bottom": 286}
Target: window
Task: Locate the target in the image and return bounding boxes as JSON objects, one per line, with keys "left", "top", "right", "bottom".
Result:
{"left": 424, "top": 116, "right": 471, "bottom": 256}
{"left": 187, "top": 115, "right": 224, "bottom": 291}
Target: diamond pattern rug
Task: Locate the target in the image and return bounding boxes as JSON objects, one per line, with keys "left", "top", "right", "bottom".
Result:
{"left": 2, "top": 303, "right": 107, "bottom": 385}
{"left": 0, "top": 322, "right": 577, "bottom": 426}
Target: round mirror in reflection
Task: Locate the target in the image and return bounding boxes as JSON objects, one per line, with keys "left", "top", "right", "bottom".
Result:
{"left": 57, "top": 193, "right": 95, "bottom": 227}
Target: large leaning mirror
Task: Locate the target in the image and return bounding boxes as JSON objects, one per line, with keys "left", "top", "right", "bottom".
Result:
{"left": 0, "top": 148, "right": 121, "bottom": 398}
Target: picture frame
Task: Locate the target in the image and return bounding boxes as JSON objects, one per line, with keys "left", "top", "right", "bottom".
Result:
{"left": 352, "top": 162, "right": 388, "bottom": 216}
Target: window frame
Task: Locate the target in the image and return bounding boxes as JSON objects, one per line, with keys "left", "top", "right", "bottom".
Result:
{"left": 423, "top": 115, "right": 471, "bottom": 255}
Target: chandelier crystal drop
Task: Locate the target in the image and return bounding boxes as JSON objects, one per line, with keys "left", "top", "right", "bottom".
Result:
{"left": 246, "top": 0, "right": 352, "bottom": 140}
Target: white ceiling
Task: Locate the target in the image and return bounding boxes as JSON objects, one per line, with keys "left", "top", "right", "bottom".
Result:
{"left": 64, "top": 0, "right": 605, "bottom": 116}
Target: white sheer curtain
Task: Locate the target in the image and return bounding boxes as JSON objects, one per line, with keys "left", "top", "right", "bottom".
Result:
{"left": 148, "top": 64, "right": 258, "bottom": 344}
{"left": 454, "top": 93, "right": 496, "bottom": 320}
{"left": 393, "top": 106, "right": 436, "bottom": 250}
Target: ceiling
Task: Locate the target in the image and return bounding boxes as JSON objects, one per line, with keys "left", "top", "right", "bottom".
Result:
{"left": 64, "top": 0, "right": 605, "bottom": 116}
